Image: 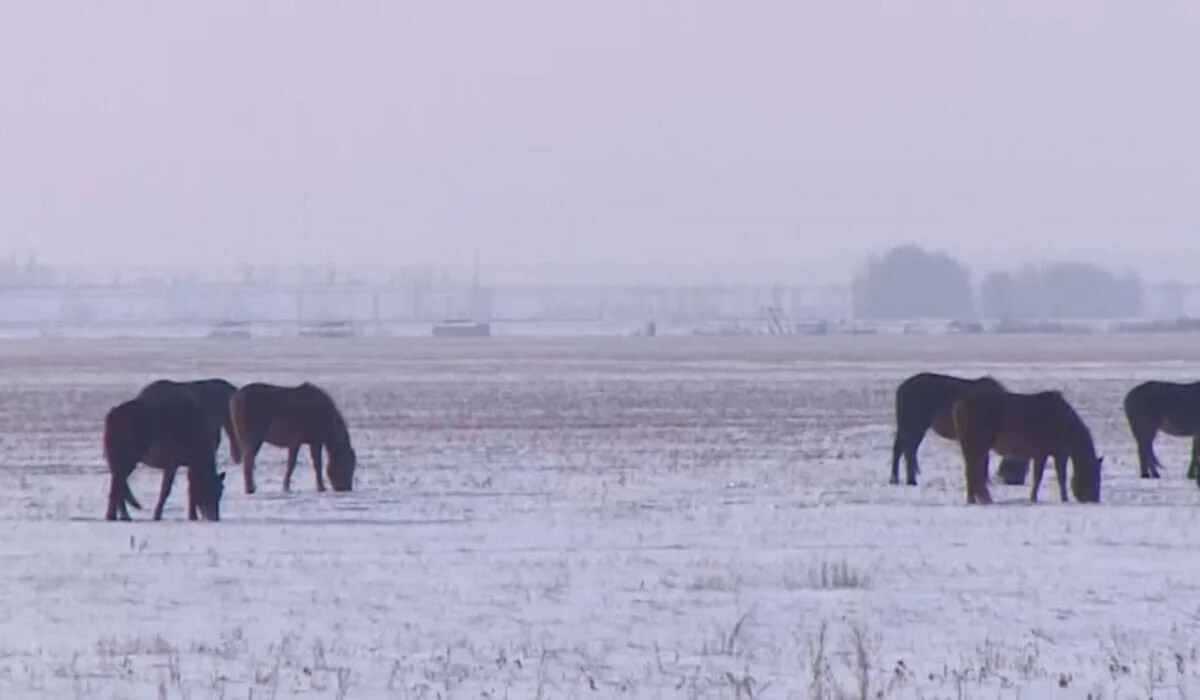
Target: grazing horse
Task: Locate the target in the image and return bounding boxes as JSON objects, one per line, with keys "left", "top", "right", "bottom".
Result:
{"left": 1123, "top": 380, "right": 1200, "bottom": 480}
{"left": 103, "top": 396, "right": 227, "bottom": 521}
{"left": 952, "top": 389, "right": 1103, "bottom": 505}
{"left": 135, "top": 378, "right": 240, "bottom": 516}
{"left": 229, "top": 382, "right": 357, "bottom": 494}
{"left": 890, "top": 372, "right": 1031, "bottom": 486}
{"left": 138, "top": 378, "right": 241, "bottom": 462}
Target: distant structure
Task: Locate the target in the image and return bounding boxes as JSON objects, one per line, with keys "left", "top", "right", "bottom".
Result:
{"left": 432, "top": 319, "right": 491, "bottom": 338}
{"left": 432, "top": 252, "right": 491, "bottom": 338}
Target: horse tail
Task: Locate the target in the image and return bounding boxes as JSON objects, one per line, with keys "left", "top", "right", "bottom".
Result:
{"left": 102, "top": 405, "right": 144, "bottom": 512}
{"left": 120, "top": 477, "right": 143, "bottom": 511}
{"left": 890, "top": 378, "right": 924, "bottom": 477}
{"left": 1123, "top": 385, "right": 1164, "bottom": 474}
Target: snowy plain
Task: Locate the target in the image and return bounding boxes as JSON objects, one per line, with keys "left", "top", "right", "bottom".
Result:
{"left": 2, "top": 333, "right": 1200, "bottom": 699}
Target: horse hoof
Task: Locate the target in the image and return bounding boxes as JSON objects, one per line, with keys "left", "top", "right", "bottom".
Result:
{"left": 906, "top": 480, "right": 918, "bottom": 487}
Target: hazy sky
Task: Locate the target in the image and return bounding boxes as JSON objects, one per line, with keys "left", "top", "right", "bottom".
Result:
{"left": 1, "top": 2, "right": 1198, "bottom": 275}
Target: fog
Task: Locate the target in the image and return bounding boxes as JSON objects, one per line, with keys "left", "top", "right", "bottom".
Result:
{"left": 2, "top": 2, "right": 1198, "bottom": 280}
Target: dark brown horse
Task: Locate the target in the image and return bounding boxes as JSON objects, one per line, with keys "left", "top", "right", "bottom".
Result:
{"left": 139, "top": 378, "right": 241, "bottom": 462}
{"left": 103, "top": 396, "right": 226, "bottom": 521}
{"left": 952, "top": 389, "right": 1103, "bottom": 505}
{"left": 134, "top": 378, "right": 240, "bottom": 515}
{"left": 229, "top": 382, "right": 357, "bottom": 494}
{"left": 890, "top": 372, "right": 1026, "bottom": 486}
{"left": 1123, "top": 380, "right": 1200, "bottom": 480}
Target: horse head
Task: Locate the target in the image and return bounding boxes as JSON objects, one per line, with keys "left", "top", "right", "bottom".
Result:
{"left": 327, "top": 442, "right": 357, "bottom": 492}
{"left": 192, "top": 469, "right": 227, "bottom": 521}
{"left": 1070, "top": 454, "right": 1103, "bottom": 503}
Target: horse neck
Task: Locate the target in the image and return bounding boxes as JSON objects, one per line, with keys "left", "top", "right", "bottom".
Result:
{"left": 1064, "top": 413, "right": 1097, "bottom": 463}
{"left": 327, "top": 407, "right": 351, "bottom": 447}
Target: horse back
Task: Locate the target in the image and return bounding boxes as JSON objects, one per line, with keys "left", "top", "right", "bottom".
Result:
{"left": 231, "top": 381, "right": 347, "bottom": 445}
{"left": 951, "top": 389, "right": 1006, "bottom": 437}
{"left": 105, "top": 397, "right": 215, "bottom": 468}
{"left": 1125, "top": 380, "right": 1200, "bottom": 434}
{"left": 896, "top": 372, "right": 1004, "bottom": 429}
{"left": 138, "top": 378, "right": 232, "bottom": 438}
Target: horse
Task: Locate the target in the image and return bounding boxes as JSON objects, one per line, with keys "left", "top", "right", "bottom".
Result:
{"left": 103, "top": 396, "right": 227, "bottom": 521}
{"left": 138, "top": 378, "right": 241, "bottom": 462}
{"left": 134, "top": 379, "right": 239, "bottom": 513}
{"left": 1123, "top": 380, "right": 1200, "bottom": 480}
{"left": 229, "top": 382, "right": 357, "bottom": 494}
{"left": 951, "top": 389, "right": 1103, "bottom": 505}
{"left": 890, "top": 372, "right": 1031, "bottom": 486}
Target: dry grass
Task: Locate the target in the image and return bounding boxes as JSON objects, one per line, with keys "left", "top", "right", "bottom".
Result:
{"left": 777, "top": 559, "right": 873, "bottom": 590}
{"left": 797, "top": 559, "right": 875, "bottom": 591}
{"left": 3, "top": 617, "right": 1198, "bottom": 698}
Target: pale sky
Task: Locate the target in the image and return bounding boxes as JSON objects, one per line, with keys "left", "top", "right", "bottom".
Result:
{"left": 1, "top": 1, "right": 1197, "bottom": 276}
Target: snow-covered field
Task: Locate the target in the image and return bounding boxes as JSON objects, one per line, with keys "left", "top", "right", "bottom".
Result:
{"left": 4, "top": 333, "right": 1200, "bottom": 699}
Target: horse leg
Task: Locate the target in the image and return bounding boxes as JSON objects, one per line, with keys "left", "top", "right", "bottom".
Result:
{"left": 904, "top": 446, "right": 921, "bottom": 487}
{"left": 1146, "top": 433, "right": 1163, "bottom": 479}
{"left": 1028, "top": 456, "right": 1048, "bottom": 503}
{"left": 225, "top": 423, "right": 242, "bottom": 465}
{"left": 973, "top": 451, "right": 993, "bottom": 505}
{"left": 106, "top": 472, "right": 125, "bottom": 521}
{"left": 152, "top": 466, "right": 178, "bottom": 521}
{"left": 241, "top": 438, "right": 264, "bottom": 495}
{"left": 108, "top": 461, "right": 139, "bottom": 521}
{"left": 1130, "top": 426, "right": 1161, "bottom": 479}
{"left": 1189, "top": 436, "right": 1199, "bottom": 481}
{"left": 889, "top": 433, "right": 903, "bottom": 485}
{"left": 282, "top": 446, "right": 300, "bottom": 492}
{"left": 1053, "top": 455, "right": 1069, "bottom": 503}
{"left": 891, "top": 425, "right": 925, "bottom": 486}
{"left": 187, "top": 475, "right": 199, "bottom": 521}
{"left": 960, "top": 445, "right": 989, "bottom": 505}
{"left": 185, "top": 467, "right": 204, "bottom": 521}
{"left": 964, "top": 450, "right": 990, "bottom": 504}
{"left": 964, "top": 451, "right": 978, "bottom": 505}
{"left": 309, "top": 443, "right": 327, "bottom": 492}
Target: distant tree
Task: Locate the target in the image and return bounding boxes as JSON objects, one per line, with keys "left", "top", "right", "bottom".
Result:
{"left": 982, "top": 261, "right": 1144, "bottom": 320}
{"left": 979, "top": 270, "right": 1017, "bottom": 321}
{"left": 1040, "top": 261, "right": 1143, "bottom": 318}
{"left": 852, "top": 244, "right": 975, "bottom": 320}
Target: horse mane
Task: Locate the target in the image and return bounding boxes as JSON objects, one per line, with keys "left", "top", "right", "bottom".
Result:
{"left": 975, "top": 375, "right": 1005, "bottom": 390}
{"left": 1054, "top": 392, "right": 1097, "bottom": 458}
{"left": 301, "top": 383, "right": 351, "bottom": 445}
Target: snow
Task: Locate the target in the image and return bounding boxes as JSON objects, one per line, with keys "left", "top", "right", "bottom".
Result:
{"left": 2, "top": 334, "right": 1200, "bottom": 699}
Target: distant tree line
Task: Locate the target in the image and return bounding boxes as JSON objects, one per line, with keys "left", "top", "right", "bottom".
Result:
{"left": 851, "top": 244, "right": 1145, "bottom": 320}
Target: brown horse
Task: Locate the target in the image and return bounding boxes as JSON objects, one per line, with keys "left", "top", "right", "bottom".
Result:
{"left": 103, "top": 396, "right": 226, "bottom": 521}
{"left": 229, "top": 382, "right": 357, "bottom": 494}
{"left": 1123, "top": 380, "right": 1200, "bottom": 480}
{"left": 890, "top": 372, "right": 1031, "bottom": 486}
{"left": 952, "top": 389, "right": 1103, "bottom": 505}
